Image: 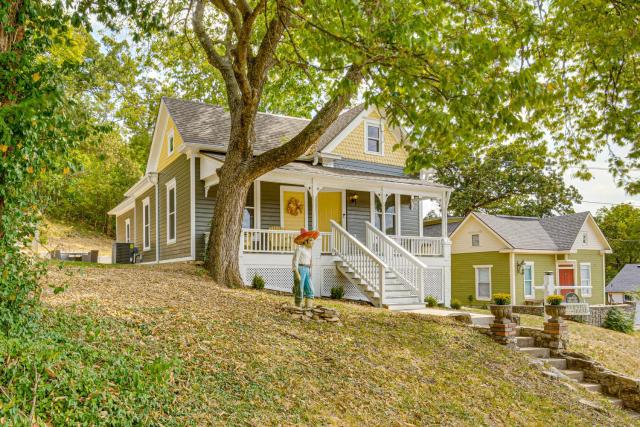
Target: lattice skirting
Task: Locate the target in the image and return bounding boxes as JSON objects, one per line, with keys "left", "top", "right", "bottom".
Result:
{"left": 320, "top": 266, "right": 369, "bottom": 301}
{"left": 423, "top": 267, "right": 444, "bottom": 303}
{"left": 244, "top": 266, "right": 294, "bottom": 293}
{"left": 243, "top": 264, "right": 368, "bottom": 302}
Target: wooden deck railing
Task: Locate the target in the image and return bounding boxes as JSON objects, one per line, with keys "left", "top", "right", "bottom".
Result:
{"left": 240, "top": 229, "right": 332, "bottom": 254}
{"left": 394, "top": 236, "right": 443, "bottom": 256}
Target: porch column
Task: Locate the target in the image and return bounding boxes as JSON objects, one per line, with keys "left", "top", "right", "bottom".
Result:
{"left": 306, "top": 178, "right": 322, "bottom": 297}
{"left": 441, "top": 191, "right": 449, "bottom": 239}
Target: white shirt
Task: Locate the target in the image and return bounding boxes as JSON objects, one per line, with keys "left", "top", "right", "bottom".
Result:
{"left": 292, "top": 245, "right": 312, "bottom": 270}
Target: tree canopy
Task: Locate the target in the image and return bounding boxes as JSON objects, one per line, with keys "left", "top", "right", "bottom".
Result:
{"left": 434, "top": 144, "right": 582, "bottom": 217}
{"left": 596, "top": 204, "right": 640, "bottom": 281}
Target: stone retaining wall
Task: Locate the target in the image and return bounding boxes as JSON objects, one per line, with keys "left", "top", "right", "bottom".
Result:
{"left": 512, "top": 303, "right": 637, "bottom": 328}
{"left": 566, "top": 304, "right": 636, "bottom": 327}
{"left": 559, "top": 350, "right": 640, "bottom": 411}
{"left": 512, "top": 305, "right": 544, "bottom": 316}
{"left": 517, "top": 326, "right": 568, "bottom": 350}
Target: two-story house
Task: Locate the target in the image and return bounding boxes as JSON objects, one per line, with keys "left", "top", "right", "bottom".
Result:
{"left": 109, "top": 98, "right": 452, "bottom": 309}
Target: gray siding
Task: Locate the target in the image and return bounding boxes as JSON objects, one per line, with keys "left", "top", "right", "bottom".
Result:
{"left": 346, "top": 190, "right": 371, "bottom": 241}
{"left": 158, "top": 154, "right": 191, "bottom": 261}
{"left": 135, "top": 186, "right": 156, "bottom": 262}
{"left": 116, "top": 209, "right": 134, "bottom": 242}
{"left": 333, "top": 159, "right": 407, "bottom": 177}
{"left": 195, "top": 158, "right": 216, "bottom": 260}
{"left": 400, "top": 195, "right": 420, "bottom": 236}
{"left": 259, "top": 181, "right": 312, "bottom": 229}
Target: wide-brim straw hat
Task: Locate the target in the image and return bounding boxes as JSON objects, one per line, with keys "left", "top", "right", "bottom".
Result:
{"left": 294, "top": 228, "right": 320, "bottom": 245}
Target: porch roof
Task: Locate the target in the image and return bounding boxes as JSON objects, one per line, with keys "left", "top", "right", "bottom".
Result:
{"left": 201, "top": 152, "right": 450, "bottom": 196}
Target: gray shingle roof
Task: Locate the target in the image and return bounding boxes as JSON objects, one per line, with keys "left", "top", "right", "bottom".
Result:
{"left": 162, "top": 97, "right": 364, "bottom": 154}
{"left": 423, "top": 221, "right": 461, "bottom": 237}
{"left": 470, "top": 212, "right": 592, "bottom": 251}
{"left": 606, "top": 264, "right": 640, "bottom": 293}
{"left": 201, "top": 152, "right": 448, "bottom": 188}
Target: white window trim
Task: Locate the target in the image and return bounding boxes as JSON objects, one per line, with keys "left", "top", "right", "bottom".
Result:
{"left": 166, "top": 178, "right": 177, "bottom": 245}
{"left": 125, "top": 218, "right": 131, "bottom": 243}
{"left": 370, "top": 192, "right": 399, "bottom": 236}
{"left": 167, "top": 128, "right": 175, "bottom": 156}
{"left": 279, "top": 185, "right": 308, "bottom": 229}
{"left": 471, "top": 233, "right": 480, "bottom": 247}
{"left": 580, "top": 262, "right": 592, "bottom": 297}
{"left": 363, "top": 120, "right": 384, "bottom": 156}
{"left": 581, "top": 231, "right": 588, "bottom": 245}
{"left": 474, "top": 265, "right": 492, "bottom": 301}
{"left": 523, "top": 261, "right": 535, "bottom": 299}
{"left": 142, "top": 197, "right": 151, "bottom": 251}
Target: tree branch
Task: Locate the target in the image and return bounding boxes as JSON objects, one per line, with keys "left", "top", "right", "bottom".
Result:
{"left": 248, "top": 64, "right": 364, "bottom": 178}
{"left": 192, "top": 0, "right": 241, "bottom": 106}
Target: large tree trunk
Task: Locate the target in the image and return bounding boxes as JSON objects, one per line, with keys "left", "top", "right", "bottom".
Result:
{"left": 206, "top": 167, "right": 252, "bottom": 287}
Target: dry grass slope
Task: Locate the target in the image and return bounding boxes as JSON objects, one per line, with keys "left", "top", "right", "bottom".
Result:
{"left": 41, "top": 264, "right": 639, "bottom": 426}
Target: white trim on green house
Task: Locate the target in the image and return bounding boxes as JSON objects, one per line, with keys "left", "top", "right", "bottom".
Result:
{"left": 474, "top": 265, "right": 492, "bottom": 301}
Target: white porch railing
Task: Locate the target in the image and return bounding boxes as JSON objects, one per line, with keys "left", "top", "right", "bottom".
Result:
{"left": 395, "top": 236, "right": 443, "bottom": 256}
{"left": 240, "top": 229, "right": 332, "bottom": 254}
{"left": 365, "top": 222, "right": 424, "bottom": 302}
{"left": 331, "top": 220, "right": 386, "bottom": 307}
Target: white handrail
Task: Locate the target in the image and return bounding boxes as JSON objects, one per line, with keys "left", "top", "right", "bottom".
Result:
{"left": 330, "top": 220, "right": 387, "bottom": 307}
{"left": 365, "top": 222, "right": 426, "bottom": 303}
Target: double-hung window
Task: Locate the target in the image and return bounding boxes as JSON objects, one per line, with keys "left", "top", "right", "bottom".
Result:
{"left": 373, "top": 194, "right": 397, "bottom": 235}
{"left": 471, "top": 234, "right": 480, "bottom": 247}
{"left": 166, "top": 179, "right": 177, "bottom": 244}
{"left": 474, "top": 265, "right": 492, "bottom": 301}
{"left": 243, "top": 184, "right": 255, "bottom": 229}
{"left": 365, "top": 122, "right": 382, "bottom": 154}
{"left": 142, "top": 197, "right": 151, "bottom": 251}
{"left": 168, "top": 129, "right": 175, "bottom": 156}
{"left": 523, "top": 262, "right": 534, "bottom": 299}
{"left": 580, "top": 263, "right": 592, "bottom": 297}
{"left": 125, "top": 218, "right": 131, "bottom": 243}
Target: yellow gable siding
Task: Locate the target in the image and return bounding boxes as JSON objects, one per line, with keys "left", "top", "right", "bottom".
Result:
{"left": 331, "top": 116, "right": 408, "bottom": 167}
{"left": 157, "top": 116, "right": 184, "bottom": 172}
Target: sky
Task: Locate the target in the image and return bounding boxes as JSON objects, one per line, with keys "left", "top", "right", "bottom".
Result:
{"left": 566, "top": 166, "right": 640, "bottom": 214}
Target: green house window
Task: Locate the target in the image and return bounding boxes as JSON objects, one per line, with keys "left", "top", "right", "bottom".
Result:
{"left": 475, "top": 266, "right": 492, "bottom": 301}
{"left": 523, "top": 262, "right": 534, "bottom": 299}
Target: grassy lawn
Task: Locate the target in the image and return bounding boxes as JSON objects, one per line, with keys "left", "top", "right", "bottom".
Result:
{"left": 2, "top": 264, "right": 638, "bottom": 425}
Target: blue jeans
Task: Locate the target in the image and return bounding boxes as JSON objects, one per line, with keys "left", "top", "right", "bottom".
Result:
{"left": 296, "top": 266, "right": 314, "bottom": 299}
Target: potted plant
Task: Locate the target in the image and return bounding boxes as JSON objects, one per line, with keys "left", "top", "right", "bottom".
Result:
{"left": 545, "top": 294, "right": 566, "bottom": 322}
{"left": 490, "top": 293, "right": 512, "bottom": 322}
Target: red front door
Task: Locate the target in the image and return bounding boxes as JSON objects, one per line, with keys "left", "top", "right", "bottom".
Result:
{"left": 559, "top": 268, "right": 575, "bottom": 297}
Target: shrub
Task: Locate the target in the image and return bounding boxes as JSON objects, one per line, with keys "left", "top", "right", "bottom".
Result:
{"left": 251, "top": 274, "right": 265, "bottom": 290}
{"left": 450, "top": 299, "right": 462, "bottom": 310}
{"left": 424, "top": 295, "right": 438, "bottom": 307}
{"left": 603, "top": 308, "right": 634, "bottom": 334}
{"left": 492, "top": 293, "right": 511, "bottom": 305}
{"left": 546, "top": 295, "right": 564, "bottom": 306}
{"left": 467, "top": 295, "right": 474, "bottom": 307}
{"left": 330, "top": 285, "right": 344, "bottom": 299}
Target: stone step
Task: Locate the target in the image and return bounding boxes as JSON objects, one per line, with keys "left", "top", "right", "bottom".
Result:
{"left": 607, "top": 397, "right": 624, "bottom": 408}
{"left": 561, "top": 370, "right": 584, "bottom": 382}
{"left": 544, "top": 358, "right": 567, "bottom": 370}
{"left": 515, "top": 336, "right": 534, "bottom": 348}
{"left": 519, "top": 347, "right": 550, "bottom": 358}
{"left": 580, "top": 383, "right": 602, "bottom": 393}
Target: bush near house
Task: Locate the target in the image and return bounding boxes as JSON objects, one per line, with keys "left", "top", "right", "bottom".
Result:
{"left": 330, "top": 285, "right": 345, "bottom": 300}
{"left": 603, "top": 308, "right": 635, "bottom": 334}
{"left": 252, "top": 274, "right": 265, "bottom": 290}
{"left": 424, "top": 295, "right": 438, "bottom": 307}
{"left": 450, "top": 299, "right": 462, "bottom": 310}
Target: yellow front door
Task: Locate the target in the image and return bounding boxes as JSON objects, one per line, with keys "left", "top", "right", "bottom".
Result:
{"left": 282, "top": 190, "right": 306, "bottom": 230}
{"left": 317, "top": 192, "right": 343, "bottom": 232}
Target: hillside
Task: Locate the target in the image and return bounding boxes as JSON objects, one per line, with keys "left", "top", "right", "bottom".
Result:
{"left": 38, "top": 219, "right": 113, "bottom": 258}
{"left": 5, "top": 263, "right": 637, "bottom": 425}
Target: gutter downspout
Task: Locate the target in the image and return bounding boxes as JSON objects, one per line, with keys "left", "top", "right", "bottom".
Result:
{"left": 509, "top": 252, "right": 516, "bottom": 304}
{"left": 154, "top": 174, "right": 160, "bottom": 264}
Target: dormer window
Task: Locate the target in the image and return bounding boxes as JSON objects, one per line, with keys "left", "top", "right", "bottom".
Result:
{"left": 365, "top": 122, "right": 382, "bottom": 154}
{"left": 167, "top": 129, "right": 175, "bottom": 156}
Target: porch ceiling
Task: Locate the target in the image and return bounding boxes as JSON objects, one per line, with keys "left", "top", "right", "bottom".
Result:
{"left": 200, "top": 152, "right": 450, "bottom": 198}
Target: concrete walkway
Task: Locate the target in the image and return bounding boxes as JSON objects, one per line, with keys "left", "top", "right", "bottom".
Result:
{"left": 398, "top": 307, "right": 495, "bottom": 326}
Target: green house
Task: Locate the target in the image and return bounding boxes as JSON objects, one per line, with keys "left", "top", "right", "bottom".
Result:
{"left": 428, "top": 212, "right": 612, "bottom": 306}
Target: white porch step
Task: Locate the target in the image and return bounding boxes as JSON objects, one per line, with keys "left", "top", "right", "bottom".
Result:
{"left": 386, "top": 304, "right": 427, "bottom": 311}
{"left": 384, "top": 296, "right": 421, "bottom": 305}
